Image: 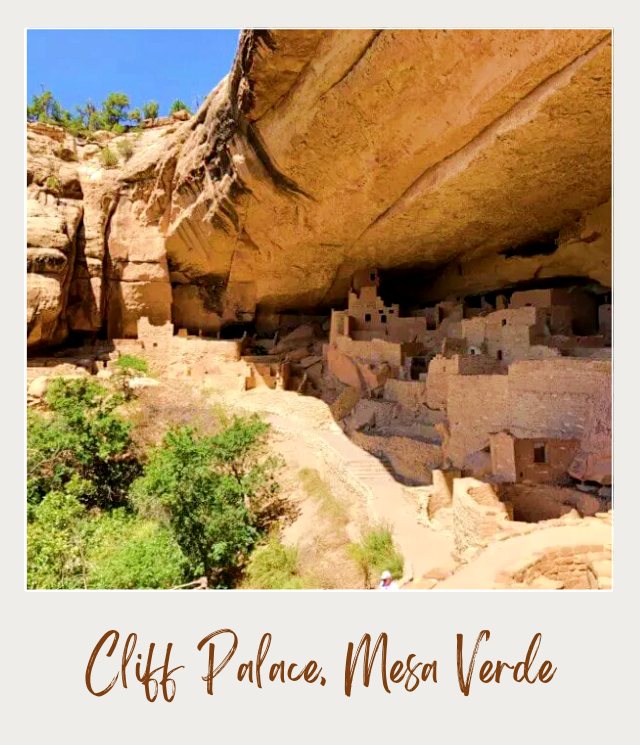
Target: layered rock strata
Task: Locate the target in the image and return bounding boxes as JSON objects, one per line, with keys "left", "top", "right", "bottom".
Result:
{"left": 27, "top": 29, "right": 612, "bottom": 348}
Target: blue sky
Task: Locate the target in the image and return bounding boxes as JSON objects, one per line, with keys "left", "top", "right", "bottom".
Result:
{"left": 27, "top": 30, "right": 240, "bottom": 116}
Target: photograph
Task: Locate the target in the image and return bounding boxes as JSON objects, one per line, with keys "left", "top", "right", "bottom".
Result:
{"left": 26, "top": 28, "right": 612, "bottom": 591}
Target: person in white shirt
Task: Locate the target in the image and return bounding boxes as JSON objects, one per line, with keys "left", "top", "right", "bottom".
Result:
{"left": 377, "top": 570, "right": 399, "bottom": 590}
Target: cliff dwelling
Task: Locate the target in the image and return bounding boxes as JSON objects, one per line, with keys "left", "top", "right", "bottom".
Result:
{"left": 26, "top": 29, "right": 612, "bottom": 590}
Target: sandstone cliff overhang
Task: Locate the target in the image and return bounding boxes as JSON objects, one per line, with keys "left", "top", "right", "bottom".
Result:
{"left": 27, "top": 29, "right": 611, "bottom": 347}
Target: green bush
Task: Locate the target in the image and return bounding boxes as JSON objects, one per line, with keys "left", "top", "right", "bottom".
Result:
{"left": 27, "top": 476, "right": 90, "bottom": 589}
{"left": 27, "top": 486, "right": 187, "bottom": 590}
{"left": 170, "top": 99, "right": 191, "bottom": 115}
{"left": 86, "top": 510, "right": 186, "bottom": 589}
{"left": 45, "top": 175, "right": 60, "bottom": 193}
{"left": 348, "top": 527, "right": 404, "bottom": 589}
{"left": 244, "top": 535, "right": 305, "bottom": 589}
{"left": 142, "top": 101, "right": 159, "bottom": 121}
{"left": 115, "top": 354, "right": 147, "bottom": 374}
{"left": 131, "top": 416, "right": 278, "bottom": 587}
{"left": 100, "top": 147, "right": 118, "bottom": 168}
{"left": 27, "top": 377, "right": 139, "bottom": 510}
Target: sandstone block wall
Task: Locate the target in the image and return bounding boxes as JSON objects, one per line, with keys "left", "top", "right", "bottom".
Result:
{"left": 428, "top": 468, "right": 460, "bottom": 517}
{"left": 446, "top": 358, "right": 610, "bottom": 470}
{"left": 452, "top": 478, "right": 512, "bottom": 558}
{"left": 490, "top": 431, "right": 579, "bottom": 484}
{"left": 115, "top": 317, "right": 244, "bottom": 375}
{"left": 510, "top": 287, "right": 598, "bottom": 335}
{"left": 446, "top": 375, "right": 510, "bottom": 466}
{"left": 335, "top": 335, "right": 404, "bottom": 367}
{"left": 243, "top": 356, "right": 291, "bottom": 390}
{"left": 490, "top": 431, "right": 518, "bottom": 482}
{"left": 383, "top": 379, "right": 428, "bottom": 408}
{"left": 513, "top": 438, "right": 579, "bottom": 483}
{"left": 507, "top": 358, "right": 611, "bottom": 440}
{"left": 510, "top": 544, "right": 611, "bottom": 589}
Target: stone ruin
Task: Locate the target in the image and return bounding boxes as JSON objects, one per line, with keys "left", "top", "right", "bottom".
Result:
{"left": 324, "top": 268, "right": 612, "bottom": 527}
{"left": 25, "top": 29, "right": 612, "bottom": 589}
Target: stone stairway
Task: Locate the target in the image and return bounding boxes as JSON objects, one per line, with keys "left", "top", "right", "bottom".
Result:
{"left": 219, "top": 387, "right": 458, "bottom": 585}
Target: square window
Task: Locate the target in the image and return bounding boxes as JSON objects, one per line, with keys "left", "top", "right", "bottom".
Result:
{"left": 381, "top": 315, "right": 387, "bottom": 323}
{"left": 533, "top": 444, "right": 547, "bottom": 464}
{"left": 364, "top": 313, "right": 371, "bottom": 322}
{"left": 370, "top": 273, "right": 376, "bottom": 281}
{"left": 497, "top": 350, "right": 503, "bottom": 360}
{"left": 379, "top": 309, "right": 384, "bottom": 314}
{"left": 389, "top": 309, "right": 394, "bottom": 314}
{"left": 501, "top": 319, "right": 507, "bottom": 327}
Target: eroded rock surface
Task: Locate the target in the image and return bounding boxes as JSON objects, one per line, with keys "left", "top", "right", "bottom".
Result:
{"left": 27, "top": 29, "right": 612, "bottom": 348}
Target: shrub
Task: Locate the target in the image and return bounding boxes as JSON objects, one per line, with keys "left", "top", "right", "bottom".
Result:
{"left": 131, "top": 416, "right": 279, "bottom": 587}
{"left": 348, "top": 527, "right": 404, "bottom": 589}
{"left": 65, "top": 116, "right": 87, "bottom": 138}
{"left": 86, "top": 510, "right": 186, "bottom": 589}
{"left": 27, "top": 476, "right": 90, "bottom": 589}
{"left": 142, "top": 101, "right": 159, "bottom": 121}
{"left": 116, "top": 139, "right": 134, "bottom": 161}
{"left": 27, "top": 484, "right": 187, "bottom": 590}
{"left": 170, "top": 99, "right": 191, "bottom": 115}
{"left": 45, "top": 175, "right": 60, "bottom": 193}
{"left": 27, "top": 377, "right": 139, "bottom": 510}
{"left": 299, "top": 467, "right": 348, "bottom": 525}
{"left": 100, "top": 146, "right": 118, "bottom": 168}
{"left": 244, "top": 534, "right": 305, "bottom": 589}
{"left": 115, "top": 354, "right": 147, "bottom": 374}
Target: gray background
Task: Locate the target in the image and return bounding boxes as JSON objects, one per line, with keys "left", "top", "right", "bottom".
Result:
{"left": 4, "top": 3, "right": 637, "bottom": 742}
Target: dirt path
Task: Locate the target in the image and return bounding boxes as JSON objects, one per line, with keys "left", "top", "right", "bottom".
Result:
{"left": 212, "top": 387, "right": 457, "bottom": 586}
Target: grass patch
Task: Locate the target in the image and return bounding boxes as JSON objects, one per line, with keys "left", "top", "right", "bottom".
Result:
{"left": 299, "top": 467, "right": 348, "bottom": 526}
{"left": 116, "top": 138, "right": 134, "bottom": 161}
{"left": 100, "top": 146, "right": 118, "bottom": 168}
{"left": 116, "top": 354, "right": 148, "bottom": 374}
{"left": 243, "top": 534, "right": 307, "bottom": 589}
{"left": 45, "top": 175, "right": 60, "bottom": 193}
{"left": 348, "top": 527, "right": 404, "bottom": 589}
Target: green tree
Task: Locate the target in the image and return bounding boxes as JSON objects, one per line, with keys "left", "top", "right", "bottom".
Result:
{"left": 27, "top": 476, "right": 90, "bottom": 589}
{"left": 128, "top": 108, "right": 142, "bottom": 126}
{"left": 142, "top": 100, "right": 159, "bottom": 121}
{"left": 27, "top": 378, "right": 139, "bottom": 511}
{"left": 101, "top": 92, "right": 130, "bottom": 130}
{"left": 131, "top": 416, "right": 279, "bottom": 587}
{"left": 170, "top": 99, "right": 191, "bottom": 115}
{"left": 27, "top": 90, "right": 69, "bottom": 125}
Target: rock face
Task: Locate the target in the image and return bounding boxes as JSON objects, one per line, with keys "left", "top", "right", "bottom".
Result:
{"left": 27, "top": 29, "right": 612, "bottom": 348}
{"left": 27, "top": 120, "right": 183, "bottom": 346}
